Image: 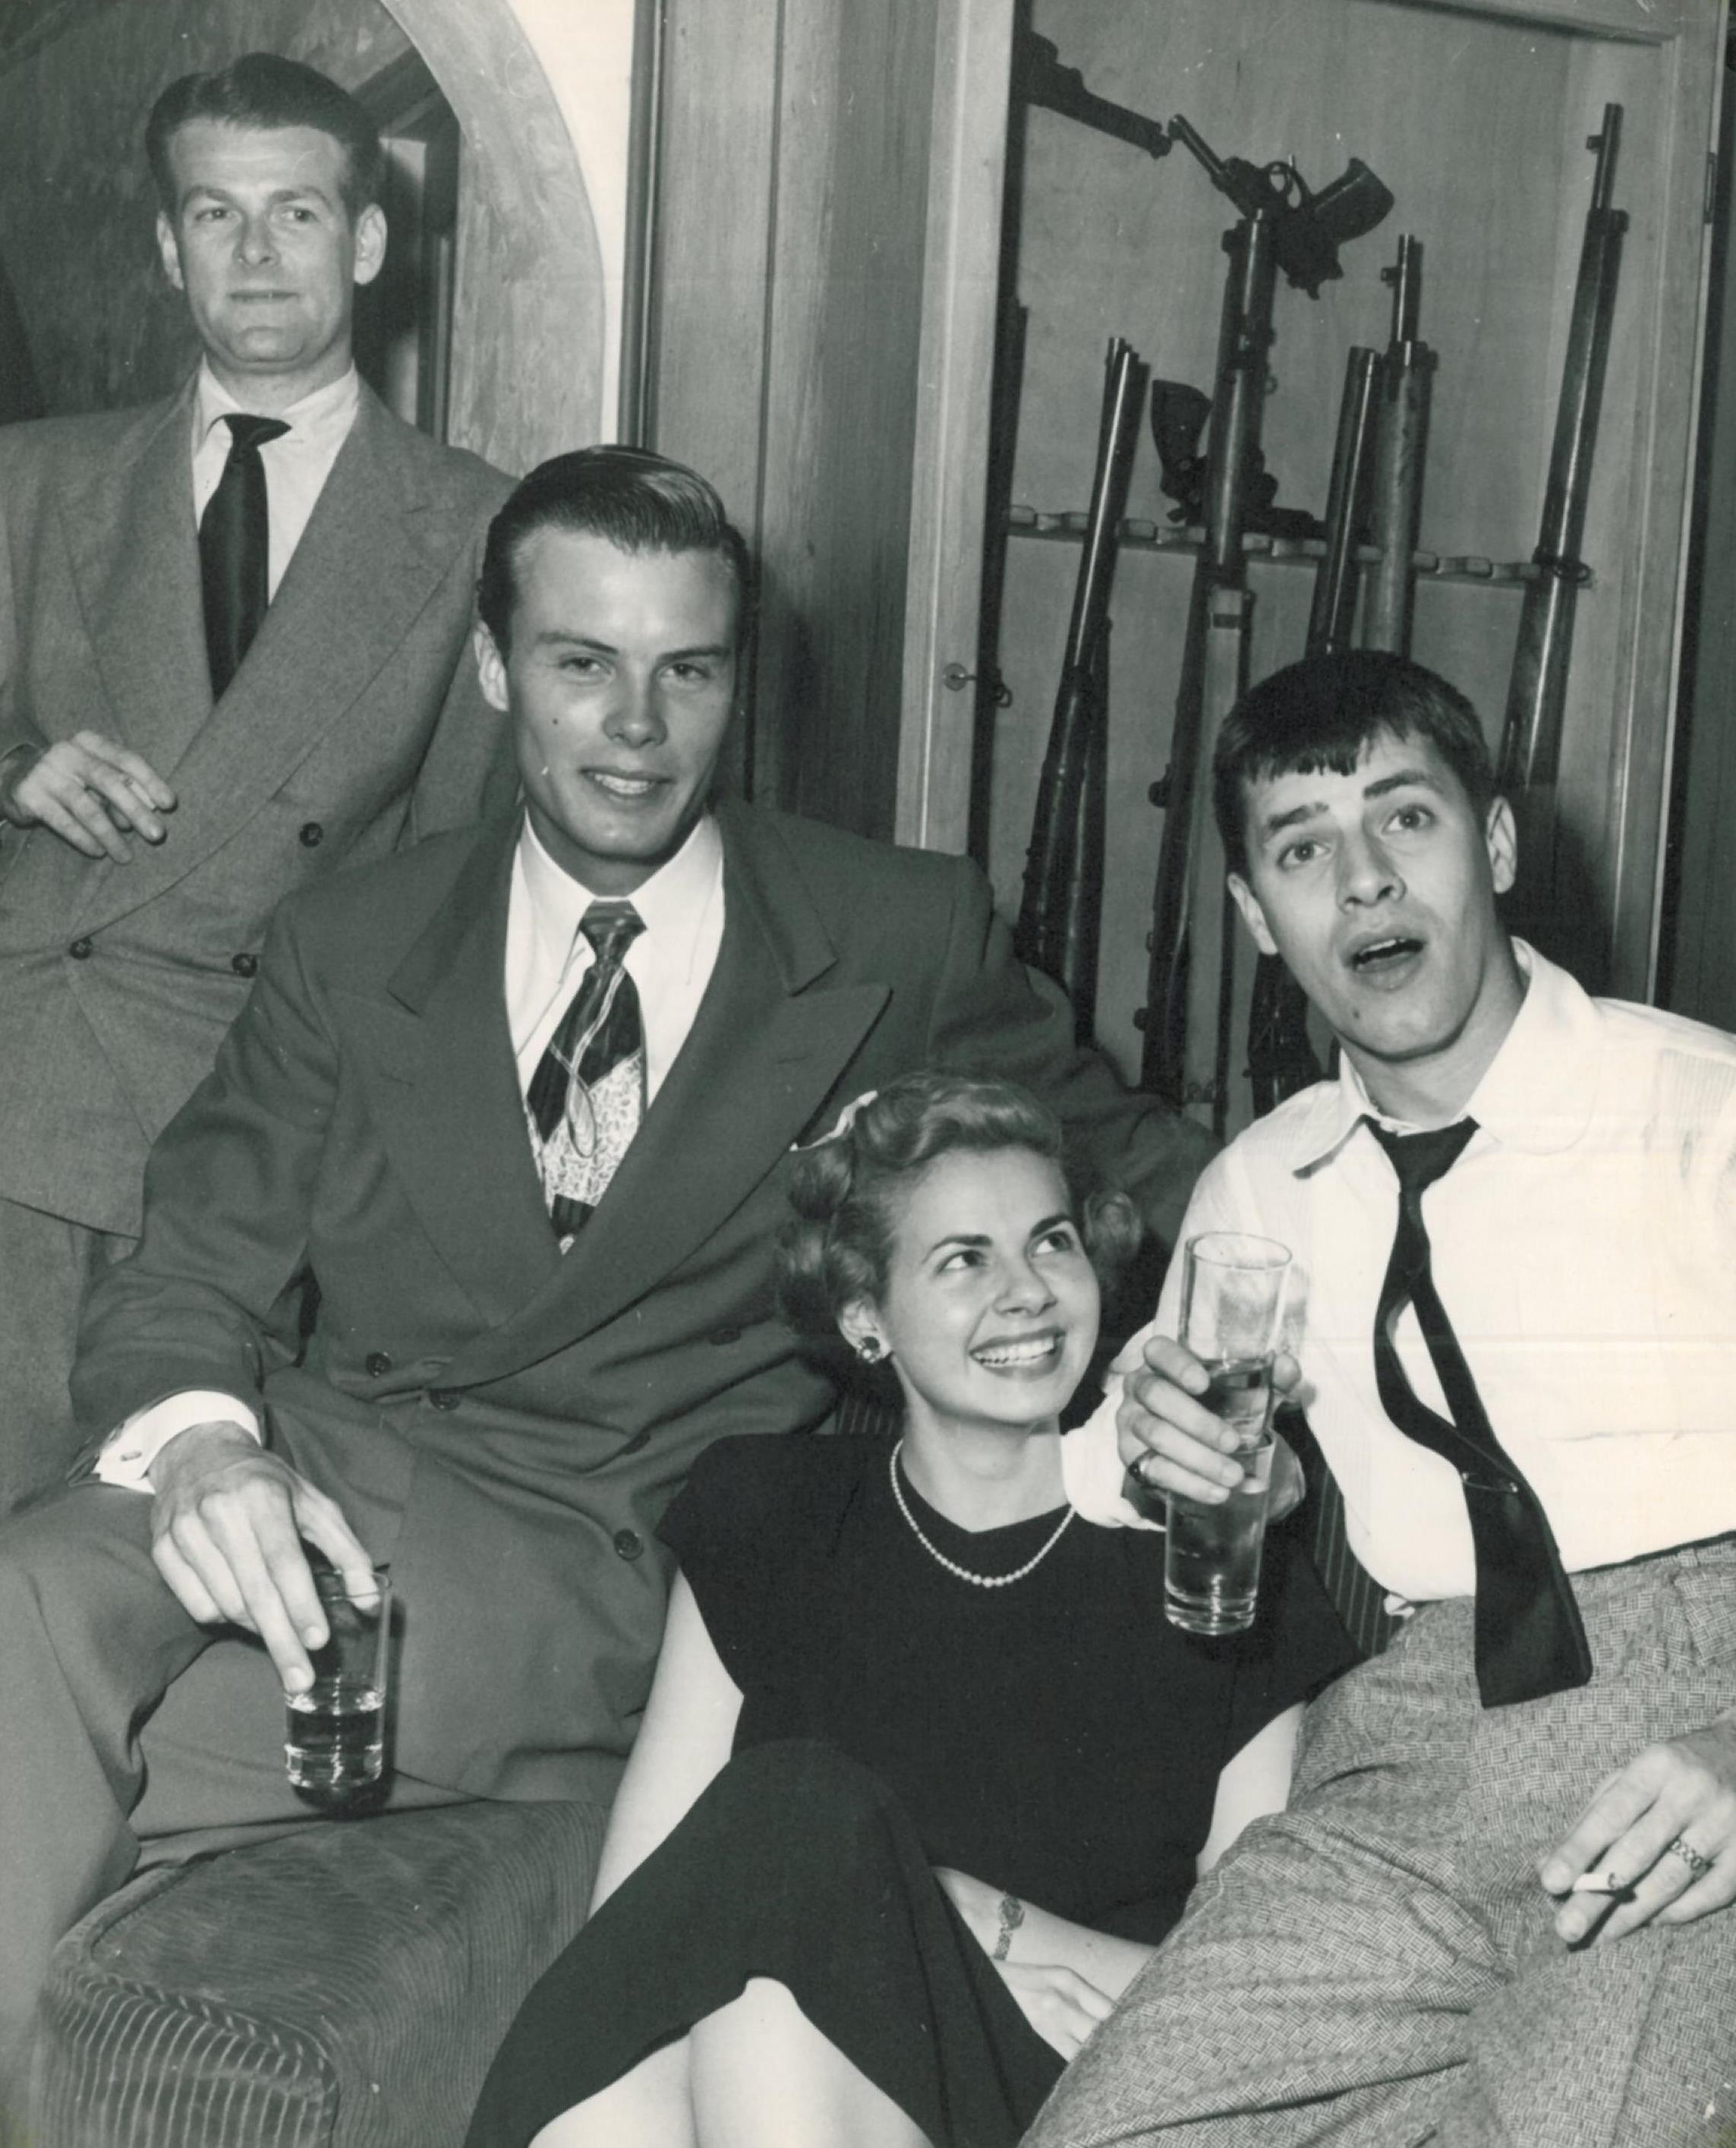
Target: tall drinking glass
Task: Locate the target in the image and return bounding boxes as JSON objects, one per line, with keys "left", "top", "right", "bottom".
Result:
{"left": 1163, "top": 1232, "right": 1291, "bottom": 1635}
{"left": 285, "top": 1564, "right": 392, "bottom": 1807}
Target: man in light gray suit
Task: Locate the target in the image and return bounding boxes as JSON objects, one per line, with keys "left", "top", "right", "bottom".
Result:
{"left": 0, "top": 54, "right": 513, "bottom": 1511}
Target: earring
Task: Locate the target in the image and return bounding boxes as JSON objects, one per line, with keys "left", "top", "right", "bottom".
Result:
{"left": 854, "top": 1335, "right": 886, "bottom": 1364}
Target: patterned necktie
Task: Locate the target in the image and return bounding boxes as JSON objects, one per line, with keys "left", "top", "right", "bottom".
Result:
{"left": 527, "top": 901, "right": 646, "bottom": 1245}
{"left": 1365, "top": 1116, "right": 1593, "bottom": 1707}
{"left": 200, "top": 412, "right": 290, "bottom": 699}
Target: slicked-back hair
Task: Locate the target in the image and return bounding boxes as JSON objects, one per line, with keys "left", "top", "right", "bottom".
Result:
{"left": 477, "top": 446, "right": 753, "bottom": 658}
{"left": 1212, "top": 651, "right": 1500, "bottom": 878}
{"left": 147, "top": 53, "right": 383, "bottom": 221}
{"left": 776, "top": 1070, "right": 1142, "bottom": 1344}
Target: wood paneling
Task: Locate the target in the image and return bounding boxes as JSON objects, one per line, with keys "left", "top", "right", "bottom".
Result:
{"left": 651, "top": 0, "right": 939, "bottom": 832}
{"left": 963, "top": 0, "right": 1720, "bottom": 1091}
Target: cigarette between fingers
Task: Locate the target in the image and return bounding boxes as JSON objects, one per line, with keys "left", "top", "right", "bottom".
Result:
{"left": 1570, "top": 1872, "right": 1634, "bottom": 1895}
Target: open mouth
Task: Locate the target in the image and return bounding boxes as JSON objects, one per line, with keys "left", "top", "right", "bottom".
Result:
{"left": 1347, "top": 934, "right": 1423, "bottom": 974}
{"left": 972, "top": 1333, "right": 1065, "bottom": 1374}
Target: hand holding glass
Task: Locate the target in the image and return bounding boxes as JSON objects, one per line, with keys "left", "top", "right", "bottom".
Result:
{"left": 1164, "top": 1233, "right": 1290, "bottom": 1635}
{"left": 285, "top": 1564, "right": 392, "bottom": 1806}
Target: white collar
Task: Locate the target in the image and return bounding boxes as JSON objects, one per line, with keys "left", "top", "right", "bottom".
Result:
{"left": 517, "top": 811, "right": 724, "bottom": 984}
{"left": 192, "top": 361, "right": 360, "bottom": 453}
{"left": 1279, "top": 941, "right": 1604, "bottom": 1177}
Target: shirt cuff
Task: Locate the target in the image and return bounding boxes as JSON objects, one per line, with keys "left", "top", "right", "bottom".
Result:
{"left": 1060, "top": 1377, "right": 1162, "bottom": 1531}
{"left": 93, "top": 1391, "right": 263, "bottom": 1490}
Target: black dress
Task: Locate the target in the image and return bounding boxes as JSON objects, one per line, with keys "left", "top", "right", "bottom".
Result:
{"left": 465, "top": 1434, "right": 1356, "bottom": 2148}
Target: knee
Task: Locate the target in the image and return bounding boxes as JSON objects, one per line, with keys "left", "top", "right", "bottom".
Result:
{"left": 0, "top": 1488, "right": 175, "bottom": 1662}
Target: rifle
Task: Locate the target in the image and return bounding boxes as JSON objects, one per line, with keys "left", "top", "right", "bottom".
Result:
{"left": 1248, "top": 345, "right": 1382, "bottom": 1115}
{"left": 1139, "top": 118, "right": 1391, "bottom": 1120}
{"left": 1013, "top": 30, "right": 1171, "bottom": 163}
{"left": 1363, "top": 237, "right": 1435, "bottom": 654}
{"left": 1014, "top": 339, "right": 1148, "bottom": 1038}
{"left": 1498, "top": 108, "right": 1626, "bottom": 847}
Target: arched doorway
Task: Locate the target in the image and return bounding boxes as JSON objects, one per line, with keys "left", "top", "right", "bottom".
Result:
{"left": 376, "top": 0, "right": 608, "bottom": 473}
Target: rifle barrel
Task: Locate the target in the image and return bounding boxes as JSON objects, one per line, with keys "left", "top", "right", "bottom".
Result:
{"left": 1141, "top": 216, "right": 1278, "bottom": 1102}
{"left": 1309, "top": 346, "right": 1380, "bottom": 656}
{"left": 1498, "top": 106, "right": 1627, "bottom": 796}
{"left": 1016, "top": 339, "right": 1147, "bottom": 1032}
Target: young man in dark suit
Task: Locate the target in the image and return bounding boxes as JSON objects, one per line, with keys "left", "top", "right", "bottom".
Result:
{"left": 0, "top": 446, "right": 1214, "bottom": 2127}
{"left": 0, "top": 55, "right": 512, "bottom": 1510}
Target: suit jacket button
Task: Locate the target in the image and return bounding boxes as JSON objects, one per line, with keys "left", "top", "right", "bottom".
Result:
{"left": 365, "top": 1351, "right": 392, "bottom": 1378}
{"left": 231, "top": 951, "right": 258, "bottom": 978}
{"left": 68, "top": 938, "right": 92, "bottom": 960}
{"left": 613, "top": 1529, "right": 644, "bottom": 1560}
{"left": 298, "top": 822, "right": 324, "bottom": 847}
{"left": 428, "top": 1387, "right": 460, "bottom": 1411}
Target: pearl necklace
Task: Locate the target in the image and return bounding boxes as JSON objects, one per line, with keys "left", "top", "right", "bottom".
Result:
{"left": 887, "top": 1439, "right": 1075, "bottom": 1588}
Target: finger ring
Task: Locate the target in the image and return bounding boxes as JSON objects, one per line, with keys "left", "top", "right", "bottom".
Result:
{"left": 1131, "top": 1451, "right": 1162, "bottom": 1488}
{"left": 1665, "top": 1835, "right": 1715, "bottom": 1880}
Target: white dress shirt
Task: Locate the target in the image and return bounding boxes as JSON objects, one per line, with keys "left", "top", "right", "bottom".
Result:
{"left": 191, "top": 361, "right": 360, "bottom": 597}
{"left": 1066, "top": 943, "right": 1736, "bottom": 1601}
{"left": 96, "top": 812, "right": 728, "bottom": 1487}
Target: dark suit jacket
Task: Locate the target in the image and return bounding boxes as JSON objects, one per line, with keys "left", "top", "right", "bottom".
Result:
{"left": 71, "top": 804, "right": 1212, "bottom": 1803}
{"left": 0, "top": 378, "right": 515, "bottom": 1236}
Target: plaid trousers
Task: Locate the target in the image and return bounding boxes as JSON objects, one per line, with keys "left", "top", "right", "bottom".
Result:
{"left": 1026, "top": 1540, "right": 1736, "bottom": 2148}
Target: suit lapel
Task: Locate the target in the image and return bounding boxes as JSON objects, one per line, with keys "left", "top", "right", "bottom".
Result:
{"left": 59, "top": 384, "right": 210, "bottom": 778}
{"left": 446, "top": 808, "right": 889, "bottom": 1384}
{"left": 351, "top": 820, "right": 562, "bottom": 1324}
{"left": 74, "top": 386, "right": 463, "bottom": 937}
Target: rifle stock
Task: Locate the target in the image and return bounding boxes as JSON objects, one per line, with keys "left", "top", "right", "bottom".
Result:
{"left": 1015, "top": 338, "right": 1148, "bottom": 1036}
{"left": 1363, "top": 237, "right": 1435, "bottom": 654}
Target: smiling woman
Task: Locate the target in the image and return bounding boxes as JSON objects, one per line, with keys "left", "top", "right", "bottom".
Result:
{"left": 463, "top": 1073, "right": 1356, "bottom": 2148}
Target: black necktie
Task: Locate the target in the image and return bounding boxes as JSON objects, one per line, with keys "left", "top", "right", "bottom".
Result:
{"left": 527, "top": 901, "right": 646, "bottom": 1244}
{"left": 200, "top": 412, "right": 290, "bottom": 699}
{"left": 1365, "top": 1117, "right": 1593, "bottom": 1708}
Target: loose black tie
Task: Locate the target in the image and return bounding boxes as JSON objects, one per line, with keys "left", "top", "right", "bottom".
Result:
{"left": 1365, "top": 1116, "right": 1593, "bottom": 1708}
{"left": 199, "top": 412, "right": 289, "bottom": 699}
{"left": 527, "top": 901, "right": 646, "bottom": 1244}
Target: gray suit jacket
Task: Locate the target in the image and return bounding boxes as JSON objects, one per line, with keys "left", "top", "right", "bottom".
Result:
{"left": 0, "top": 378, "right": 515, "bottom": 1235}
{"left": 72, "top": 803, "right": 1215, "bottom": 1800}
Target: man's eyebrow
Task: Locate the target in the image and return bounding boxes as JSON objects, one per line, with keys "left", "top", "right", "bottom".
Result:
{"left": 1256, "top": 766, "right": 1445, "bottom": 842}
{"left": 530, "top": 630, "right": 616, "bottom": 654}
{"left": 181, "top": 183, "right": 337, "bottom": 207}
{"left": 1362, "top": 768, "right": 1443, "bottom": 801}
{"left": 526, "top": 634, "right": 733, "bottom": 663}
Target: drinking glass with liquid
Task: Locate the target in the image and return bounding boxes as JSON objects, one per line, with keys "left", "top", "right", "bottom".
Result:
{"left": 285, "top": 1563, "right": 392, "bottom": 1806}
{"left": 1164, "top": 1232, "right": 1291, "bottom": 1636}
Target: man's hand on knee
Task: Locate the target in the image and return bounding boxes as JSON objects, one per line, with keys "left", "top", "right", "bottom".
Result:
{"left": 1539, "top": 1715, "right": 1736, "bottom": 1943}
{"left": 147, "top": 1423, "right": 375, "bottom": 1695}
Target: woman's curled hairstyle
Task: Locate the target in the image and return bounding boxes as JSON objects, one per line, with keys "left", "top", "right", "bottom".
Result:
{"left": 776, "top": 1070, "right": 1142, "bottom": 1340}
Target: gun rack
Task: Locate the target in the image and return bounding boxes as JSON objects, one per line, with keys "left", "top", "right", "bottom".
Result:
{"left": 1005, "top": 509, "right": 1574, "bottom": 591}
{"left": 903, "top": 0, "right": 1723, "bottom": 1146}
